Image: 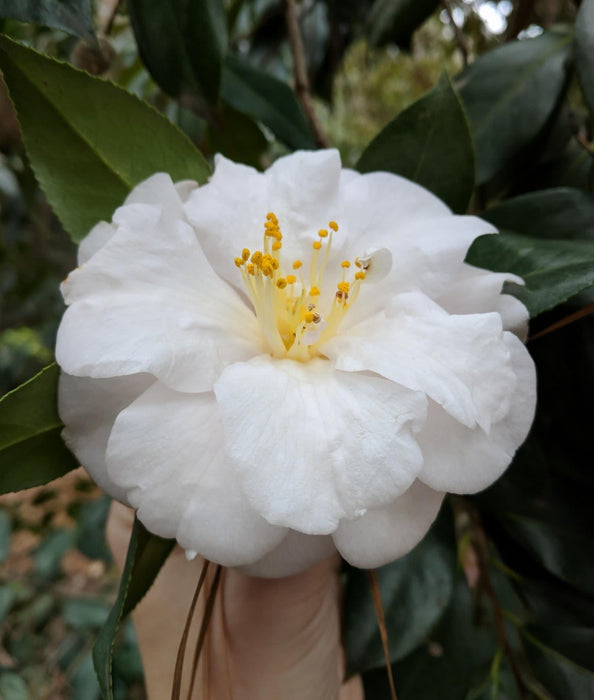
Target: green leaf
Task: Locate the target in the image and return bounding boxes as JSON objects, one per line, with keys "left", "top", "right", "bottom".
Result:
{"left": 365, "top": 0, "right": 439, "bottom": 49}
{"left": 0, "top": 510, "right": 11, "bottom": 563}
{"left": 0, "top": 35, "right": 210, "bottom": 243}
{"left": 221, "top": 55, "right": 316, "bottom": 150}
{"left": 129, "top": 0, "right": 227, "bottom": 116}
{"left": 458, "top": 28, "right": 572, "bottom": 185}
{"left": 0, "top": 364, "right": 78, "bottom": 495}
{"left": 575, "top": 0, "right": 594, "bottom": 116}
{"left": 93, "top": 517, "right": 174, "bottom": 700}
{"left": 482, "top": 188, "right": 594, "bottom": 241}
{"left": 344, "top": 504, "right": 456, "bottom": 674}
{"left": 0, "top": 673, "right": 31, "bottom": 700}
{"left": 500, "top": 514, "right": 594, "bottom": 595}
{"left": 206, "top": 103, "right": 267, "bottom": 167}
{"left": 466, "top": 233, "right": 594, "bottom": 317}
{"left": 356, "top": 72, "right": 475, "bottom": 214}
{"left": 0, "top": 0, "right": 94, "bottom": 42}
{"left": 526, "top": 625, "right": 594, "bottom": 672}
{"left": 524, "top": 630, "right": 594, "bottom": 698}
{"left": 364, "top": 577, "right": 498, "bottom": 699}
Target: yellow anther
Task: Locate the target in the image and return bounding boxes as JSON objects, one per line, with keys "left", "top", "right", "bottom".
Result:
{"left": 271, "top": 258, "right": 280, "bottom": 270}
{"left": 318, "top": 229, "right": 328, "bottom": 238}
{"left": 276, "top": 278, "right": 288, "bottom": 289}
{"left": 313, "top": 241, "right": 322, "bottom": 250}
{"left": 251, "top": 251, "right": 263, "bottom": 265}
{"left": 242, "top": 248, "right": 250, "bottom": 261}
{"left": 272, "top": 241, "right": 282, "bottom": 251}
{"left": 337, "top": 281, "right": 350, "bottom": 293}
{"left": 234, "top": 257, "right": 244, "bottom": 267}
{"left": 341, "top": 260, "right": 351, "bottom": 268}
{"left": 247, "top": 263, "right": 255, "bottom": 275}
{"left": 266, "top": 212, "right": 277, "bottom": 222}
{"left": 304, "top": 311, "right": 315, "bottom": 323}
{"left": 286, "top": 275, "right": 297, "bottom": 284}
{"left": 329, "top": 221, "right": 339, "bottom": 231}
{"left": 355, "top": 271, "right": 366, "bottom": 280}
{"left": 292, "top": 260, "right": 303, "bottom": 269}
{"left": 355, "top": 260, "right": 361, "bottom": 268}
{"left": 309, "top": 286, "right": 320, "bottom": 296}
{"left": 262, "top": 262, "right": 273, "bottom": 276}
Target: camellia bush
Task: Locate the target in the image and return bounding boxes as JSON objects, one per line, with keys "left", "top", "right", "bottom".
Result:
{"left": 0, "top": 0, "right": 593, "bottom": 698}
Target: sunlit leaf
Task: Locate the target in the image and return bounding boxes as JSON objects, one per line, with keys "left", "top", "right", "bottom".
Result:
{"left": 0, "top": 35, "right": 210, "bottom": 242}
{"left": 0, "top": 365, "right": 78, "bottom": 495}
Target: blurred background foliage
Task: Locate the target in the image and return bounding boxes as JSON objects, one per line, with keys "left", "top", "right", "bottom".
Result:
{"left": 0, "top": 0, "right": 593, "bottom": 698}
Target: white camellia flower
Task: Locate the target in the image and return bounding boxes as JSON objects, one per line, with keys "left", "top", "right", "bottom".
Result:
{"left": 56, "top": 150, "right": 536, "bottom": 577}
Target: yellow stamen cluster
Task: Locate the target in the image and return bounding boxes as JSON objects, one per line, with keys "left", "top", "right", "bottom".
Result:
{"left": 234, "top": 213, "right": 367, "bottom": 360}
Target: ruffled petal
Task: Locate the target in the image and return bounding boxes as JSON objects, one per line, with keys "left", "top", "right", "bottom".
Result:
{"left": 106, "top": 382, "right": 287, "bottom": 567}
{"left": 240, "top": 531, "right": 335, "bottom": 578}
{"left": 57, "top": 205, "right": 262, "bottom": 392}
{"left": 78, "top": 221, "right": 115, "bottom": 265}
{"left": 214, "top": 357, "right": 426, "bottom": 535}
{"left": 58, "top": 373, "right": 154, "bottom": 503}
{"left": 418, "top": 332, "right": 536, "bottom": 493}
{"left": 436, "top": 265, "right": 529, "bottom": 341}
{"left": 324, "top": 292, "right": 516, "bottom": 430}
{"left": 332, "top": 481, "right": 445, "bottom": 569}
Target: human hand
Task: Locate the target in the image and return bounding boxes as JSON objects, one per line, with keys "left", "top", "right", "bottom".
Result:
{"left": 107, "top": 501, "right": 364, "bottom": 699}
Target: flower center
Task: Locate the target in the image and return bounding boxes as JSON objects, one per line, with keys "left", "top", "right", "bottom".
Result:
{"left": 234, "top": 212, "right": 368, "bottom": 361}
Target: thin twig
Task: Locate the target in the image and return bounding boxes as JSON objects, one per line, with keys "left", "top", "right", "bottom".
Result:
{"left": 368, "top": 570, "right": 398, "bottom": 700}
{"left": 529, "top": 302, "right": 594, "bottom": 341}
{"left": 187, "top": 565, "right": 224, "bottom": 700}
{"left": 101, "top": 0, "right": 122, "bottom": 35}
{"left": 440, "top": 0, "right": 468, "bottom": 66}
{"left": 172, "top": 560, "right": 210, "bottom": 700}
{"left": 465, "top": 505, "right": 528, "bottom": 698}
{"left": 284, "top": 0, "right": 329, "bottom": 147}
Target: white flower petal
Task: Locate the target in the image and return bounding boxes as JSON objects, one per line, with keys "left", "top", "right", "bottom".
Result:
{"left": 332, "top": 481, "right": 445, "bottom": 569}
{"left": 78, "top": 221, "right": 115, "bottom": 265}
{"left": 418, "top": 332, "right": 536, "bottom": 493}
{"left": 214, "top": 357, "right": 426, "bottom": 535}
{"left": 239, "top": 530, "right": 335, "bottom": 578}
{"left": 58, "top": 373, "right": 154, "bottom": 503}
{"left": 57, "top": 210, "right": 262, "bottom": 392}
{"left": 106, "top": 382, "right": 287, "bottom": 567}
{"left": 436, "top": 265, "right": 529, "bottom": 341}
{"left": 324, "top": 292, "right": 516, "bottom": 430}
{"left": 123, "top": 172, "right": 185, "bottom": 219}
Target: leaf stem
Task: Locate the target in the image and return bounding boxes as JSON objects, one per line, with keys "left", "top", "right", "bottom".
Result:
{"left": 529, "top": 301, "right": 594, "bottom": 341}
{"left": 284, "top": 0, "right": 329, "bottom": 147}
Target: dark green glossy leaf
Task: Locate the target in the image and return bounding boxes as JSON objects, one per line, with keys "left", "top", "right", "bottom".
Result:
{"left": 500, "top": 514, "right": 594, "bottom": 595}
{"left": 483, "top": 188, "right": 594, "bottom": 241}
{"left": 364, "top": 577, "right": 498, "bottom": 699}
{"left": 365, "top": 0, "right": 438, "bottom": 49}
{"left": 221, "top": 55, "right": 316, "bottom": 150}
{"left": 0, "top": 35, "right": 210, "bottom": 242}
{"left": 206, "top": 103, "right": 267, "bottom": 167}
{"left": 458, "top": 28, "right": 572, "bottom": 185}
{"left": 129, "top": 0, "right": 227, "bottom": 115}
{"left": 526, "top": 625, "right": 594, "bottom": 672}
{"left": 344, "top": 504, "right": 456, "bottom": 675}
{"left": 0, "top": 0, "right": 94, "bottom": 41}
{"left": 93, "top": 517, "right": 174, "bottom": 700}
{"left": 0, "top": 364, "right": 78, "bottom": 495}
{"left": 466, "top": 232, "right": 594, "bottom": 316}
{"left": 524, "top": 631, "right": 594, "bottom": 698}
{"left": 357, "top": 72, "right": 475, "bottom": 214}
{"left": 575, "top": 0, "right": 594, "bottom": 116}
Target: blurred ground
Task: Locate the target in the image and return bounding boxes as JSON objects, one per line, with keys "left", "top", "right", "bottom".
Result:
{"left": 0, "top": 469, "right": 145, "bottom": 699}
